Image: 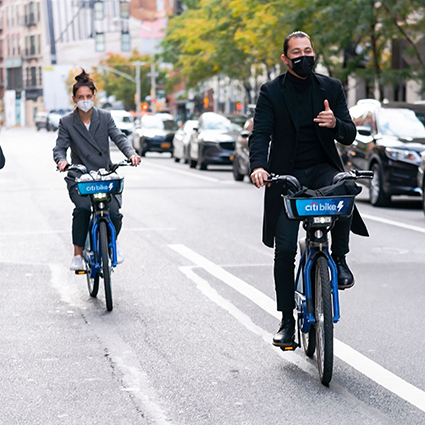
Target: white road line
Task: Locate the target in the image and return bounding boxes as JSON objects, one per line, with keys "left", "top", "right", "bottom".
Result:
{"left": 169, "top": 244, "right": 425, "bottom": 413}
{"left": 362, "top": 213, "right": 425, "bottom": 234}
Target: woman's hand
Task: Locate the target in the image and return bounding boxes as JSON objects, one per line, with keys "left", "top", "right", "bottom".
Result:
{"left": 129, "top": 155, "right": 141, "bottom": 166}
{"left": 57, "top": 160, "right": 69, "bottom": 172}
{"left": 250, "top": 167, "right": 270, "bottom": 188}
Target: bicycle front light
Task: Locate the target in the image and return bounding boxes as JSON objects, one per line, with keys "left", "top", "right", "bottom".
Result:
{"left": 385, "top": 148, "right": 421, "bottom": 165}
{"left": 93, "top": 193, "right": 107, "bottom": 201}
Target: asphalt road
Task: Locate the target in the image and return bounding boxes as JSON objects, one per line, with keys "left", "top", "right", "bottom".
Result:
{"left": 1, "top": 127, "right": 425, "bottom": 424}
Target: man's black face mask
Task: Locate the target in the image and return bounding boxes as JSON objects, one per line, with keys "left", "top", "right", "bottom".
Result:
{"left": 290, "top": 55, "right": 315, "bottom": 78}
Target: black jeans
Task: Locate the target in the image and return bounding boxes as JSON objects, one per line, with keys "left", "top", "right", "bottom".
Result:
{"left": 274, "top": 163, "right": 352, "bottom": 312}
{"left": 68, "top": 189, "right": 122, "bottom": 248}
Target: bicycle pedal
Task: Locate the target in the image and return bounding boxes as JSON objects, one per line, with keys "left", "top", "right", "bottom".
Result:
{"left": 280, "top": 342, "right": 298, "bottom": 352}
{"left": 74, "top": 270, "right": 87, "bottom": 275}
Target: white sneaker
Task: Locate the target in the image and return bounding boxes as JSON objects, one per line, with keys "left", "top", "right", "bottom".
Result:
{"left": 70, "top": 255, "right": 85, "bottom": 271}
{"left": 116, "top": 243, "right": 124, "bottom": 264}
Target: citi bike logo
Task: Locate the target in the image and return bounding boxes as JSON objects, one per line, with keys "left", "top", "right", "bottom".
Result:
{"left": 304, "top": 200, "right": 344, "bottom": 213}
{"left": 85, "top": 182, "right": 115, "bottom": 192}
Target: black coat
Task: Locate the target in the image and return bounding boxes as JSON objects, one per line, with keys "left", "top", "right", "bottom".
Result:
{"left": 0, "top": 145, "right": 4, "bottom": 169}
{"left": 249, "top": 72, "right": 368, "bottom": 247}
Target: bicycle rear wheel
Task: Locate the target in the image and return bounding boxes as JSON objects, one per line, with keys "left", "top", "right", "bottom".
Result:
{"left": 99, "top": 221, "right": 113, "bottom": 311}
{"left": 314, "top": 256, "right": 333, "bottom": 385}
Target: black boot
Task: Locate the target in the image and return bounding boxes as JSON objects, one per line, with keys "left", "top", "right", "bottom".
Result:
{"left": 272, "top": 317, "right": 295, "bottom": 347}
{"left": 332, "top": 254, "right": 355, "bottom": 290}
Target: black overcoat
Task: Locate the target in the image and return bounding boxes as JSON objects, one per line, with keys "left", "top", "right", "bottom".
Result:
{"left": 249, "top": 72, "right": 368, "bottom": 248}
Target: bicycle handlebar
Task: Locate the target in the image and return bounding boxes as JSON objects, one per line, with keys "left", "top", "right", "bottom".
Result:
{"left": 61, "top": 159, "right": 132, "bottom": 175}
{"left": 265, "top": 169, "right": 374, "bottom": 192}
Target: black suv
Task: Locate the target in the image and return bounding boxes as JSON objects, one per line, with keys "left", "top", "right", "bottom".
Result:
{"left": 338, "top": 99, "right": 425, "bottom": 206}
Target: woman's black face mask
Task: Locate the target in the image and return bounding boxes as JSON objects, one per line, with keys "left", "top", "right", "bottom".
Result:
{"left": 290, "top": 55, "right": 315, "bottom": 78}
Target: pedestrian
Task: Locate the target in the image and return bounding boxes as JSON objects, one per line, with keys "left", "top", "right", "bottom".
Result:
{"left": 0, "top": 144, "right": 5, "bottom": 169}
{"left": 53, "top": 69, "right": 141, "bottom": 271}
{"left": 249, "top": 31, "right": 368, "bottom": 348}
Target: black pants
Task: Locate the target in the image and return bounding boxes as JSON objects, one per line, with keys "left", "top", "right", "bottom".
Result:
{"left": 68, "top": 188, "right": 122, "bottom": 248}
{"left": 274, "top": 163, "right": 352, "bottom": 312}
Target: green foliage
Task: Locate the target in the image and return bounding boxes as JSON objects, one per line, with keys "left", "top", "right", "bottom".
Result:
{"left": 94, "top": 51, "right": 169, "bottom": 111}
{"left": 162, "top": 0, "right": 425, "bottom": 100}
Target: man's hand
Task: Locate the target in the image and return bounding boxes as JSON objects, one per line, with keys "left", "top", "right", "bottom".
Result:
{"left": 313, "top": 99, "right": 336, "bottom": 128}
{"left": 250, "top": 167, "right": 270, "bottom": 188}
{"left": 57, "top": 160, "right": 69, "bottom": 172}
{"left": 129, "top": 154, "right": 141, "bottom": 166}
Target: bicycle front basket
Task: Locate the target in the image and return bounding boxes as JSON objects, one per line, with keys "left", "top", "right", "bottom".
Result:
{"left": 77, "top": 178, "right": 124, "bottom": 195}
{"left": 283, "top": 195, "right": 355, "bottom": 219}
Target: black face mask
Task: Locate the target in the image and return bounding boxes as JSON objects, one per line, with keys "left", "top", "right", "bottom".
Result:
{"left": 290, "top": 55, "right": 315, "bottom": 78}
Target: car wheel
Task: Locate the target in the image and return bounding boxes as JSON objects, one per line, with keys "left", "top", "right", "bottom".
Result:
{"left": 369, "top": 163, "right": 390, "bottom": 206}
{"left": 232, "top": 160, "right": 244, "bottom": 181}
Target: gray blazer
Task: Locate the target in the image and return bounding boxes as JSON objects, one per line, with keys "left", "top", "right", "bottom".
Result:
{"left": 53, "top": 107, "right": 136, "bottom": 171}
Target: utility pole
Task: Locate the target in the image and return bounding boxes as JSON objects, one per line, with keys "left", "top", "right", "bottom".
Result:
{"left": 134, "top": 61, "right": 142, "bottom": 123}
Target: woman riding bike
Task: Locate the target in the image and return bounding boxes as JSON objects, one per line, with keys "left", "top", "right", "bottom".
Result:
{"left": 53, "top": 69, "right": 141, "bottom": 271}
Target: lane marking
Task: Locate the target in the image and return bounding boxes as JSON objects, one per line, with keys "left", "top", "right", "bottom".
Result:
{"left": 169, "top": 244, "right": 425, "bottom": 413}
{"left": 362, "top": 213, "right": 425, "bottom": 234}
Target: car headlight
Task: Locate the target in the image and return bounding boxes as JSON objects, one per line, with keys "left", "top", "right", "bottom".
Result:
{"left": 385, "top": 148, "right": 421, "bottom": 165}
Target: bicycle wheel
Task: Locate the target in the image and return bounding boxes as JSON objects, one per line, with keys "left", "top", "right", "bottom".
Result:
{"left": 301, "top": 320, "right": 316, "bottom": 358}
{"left": 99, "top": 221, "right": 113, "bottom": 311}
{"left": 314, "top": 256, "right": 333, "bottom": 385}
{"left": 86, "top": 268, "right": 100, "bottom": 298}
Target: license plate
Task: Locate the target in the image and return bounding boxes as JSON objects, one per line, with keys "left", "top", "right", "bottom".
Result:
{"left": 160, "top": 142, "right": 171, "bottom": 148}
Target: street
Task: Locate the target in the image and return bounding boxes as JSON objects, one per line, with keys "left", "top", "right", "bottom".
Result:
{"left": 1, "top": 127, "right": 425, "bottom": 424}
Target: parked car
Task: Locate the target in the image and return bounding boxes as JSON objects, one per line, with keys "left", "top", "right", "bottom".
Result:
{"left": 188, "top": 112, "right": 242, "bottom": 170}
{"left": 173, "top": 119, "right": 198, "bottom": 163}
{"left": 338, "top": 99, "right": 425, "bottom": 206}
{"left": 110, "top": 109, "right": 134, "bottom": 141}
{"left": 231, "top": 117, "right": 253, "bottom": 181}
{"left": 35, "top": 112, "right": 50, "bottom": 131}
{"left": 132, "top": 113, "right": 178, "bottom": 156}
{"left": 47, "top": 109, "right": 72, "bottom": 131}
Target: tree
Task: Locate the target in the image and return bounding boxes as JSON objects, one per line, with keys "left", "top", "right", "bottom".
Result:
{"left": 93, "top": 51, "right": 169, "bottom": 110}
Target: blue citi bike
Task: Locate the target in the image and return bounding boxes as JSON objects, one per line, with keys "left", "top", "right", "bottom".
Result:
{"left": 267, "top": 169, "right": 373, "bottom": 385}
{"left": 66, "top": 160, "right": 131, "bottom": 311}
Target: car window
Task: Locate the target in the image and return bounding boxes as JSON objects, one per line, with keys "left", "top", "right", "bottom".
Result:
{"left": 378, "top": 108, "right": 425, "bottom": 139}
{"left": 202, "top": 114, "right": 235, "bottom": 131}
{"left": 377, "top": 108, "right": 425, "bottom": 139}
{"left": 142, "top": 116, "right": 178, "bottom": 130}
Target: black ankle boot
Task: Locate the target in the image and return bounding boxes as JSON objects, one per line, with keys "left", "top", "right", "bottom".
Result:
{"left": 332, "top": 254, "right": 355, "bottom": 290}
{"left": 272, "top": 317, "right": 295, "bottom": 347}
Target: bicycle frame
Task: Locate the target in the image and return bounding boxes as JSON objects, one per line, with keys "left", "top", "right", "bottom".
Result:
{"left": 295, "top": 237, "right": 340, "bottom": 336}
{"left": 87, "top": 210, "right": 118, "bottom": 274}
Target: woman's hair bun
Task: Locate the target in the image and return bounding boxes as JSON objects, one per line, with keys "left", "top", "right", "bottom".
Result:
{"left": 75, "top": 69, "right": 91, "bottom": 83}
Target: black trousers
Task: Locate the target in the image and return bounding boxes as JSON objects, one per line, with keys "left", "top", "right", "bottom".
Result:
{"left": 274, "top": 163, "right": 352, "bottom": 312}
{"left": 68, "top": 188, "right": 122, "bottom": 248}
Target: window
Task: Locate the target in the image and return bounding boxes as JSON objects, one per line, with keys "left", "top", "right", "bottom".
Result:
{"left": 95, "top": 32, "right": 105, "bottom": 52}
{"left": 120, "top": 1, "right": 130, "bottom": 19}
{"left": 94, "top": 1, "right": 104, "bottom": 20}
{"left": 37, "top": 2, "right": 41, "bottom": 22}
{"left": 121, "top": 31, "right": 130, "bottom": 52}
{"left": 31, "top": 67, "right": 37, "bottom": 87}
{"left": 30, "top": 35, "right": 36, "bottom": 55}
{"left": 39, "top": 66, "right": 42, "bottom": 85}
{"left": 37, "top": 35, "right": 41, "bottom": 54}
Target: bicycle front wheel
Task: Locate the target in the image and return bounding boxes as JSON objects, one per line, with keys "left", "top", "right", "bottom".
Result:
{"left": 99, "top": 221, "right": 113, "bottom": 311}
{"left": 314, "top": 256, "right": 333, "bottom": 385}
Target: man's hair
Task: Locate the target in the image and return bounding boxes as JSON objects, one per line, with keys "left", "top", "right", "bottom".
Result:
{"left": 283, "top": 31, "right": 313, "bottom": 56}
